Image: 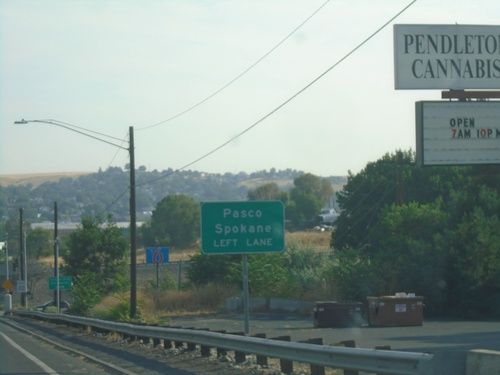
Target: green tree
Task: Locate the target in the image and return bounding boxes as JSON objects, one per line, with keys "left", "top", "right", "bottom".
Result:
{"left": 292, "top": 173, "right": 334, "bottom": 205}
{"left": 445, "top": 186, "right": 500, "bottom": 316}
{"left": 70, "top": 271, "right": 104, "bottom": 316}
{"left": 331, "top": 150, "right": 467, "bottom": 250}
{"left": 225, "top": 254, "right": 296, "bottom": 298}
{"left": 247, "top": 182, "right": 283, "bottom": 201}
{"left": 286, "top": 173, "right": 331, "bottom": 230}
{"left": 288, "top": 190, "right": 322, "bottom": 229}
{"left": 325, "top": 247, "right": 374, "bottom": 301}
{"left": 63, "top": 216, "right": 128, "bottom": 293}
{"left": 187, "top": 253, "right": 240, "bottom": 287}
{"left": 367, "top": 202, "right": 449, "bottom": 313}
{"left": 27, "top": 227, "right": 52, "bottom": 259}
{"left": 141, "top": 195, "right": 200, "bottom": 249}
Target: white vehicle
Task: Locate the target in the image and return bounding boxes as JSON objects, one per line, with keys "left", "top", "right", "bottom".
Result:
{"left": 317, "top": 208, "right": 339, "bottom": 225}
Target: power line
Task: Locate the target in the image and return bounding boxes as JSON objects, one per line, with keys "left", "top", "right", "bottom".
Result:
{"left": 102, "top": 0, "right": 417, "bottom": 212}
{"left": 137, "top": 0, "right": 417, "bottom": 187}
{"left": 38, "top": 119, "right": 126, "bottom": 144}
{"left": 136, "top": 0, "right": 331, "bottom": 132}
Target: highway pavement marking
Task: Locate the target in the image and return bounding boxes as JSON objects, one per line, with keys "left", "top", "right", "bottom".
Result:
{"left": 1, "top": 318, "right": 137, "bottom": 375}
{"left": 0, "top": 330, "right": 59, "bottom": 374}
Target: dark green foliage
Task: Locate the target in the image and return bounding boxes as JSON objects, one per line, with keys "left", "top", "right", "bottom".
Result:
{"left": 247, "top": 183, "right": 283, "bottom": 201}
{"left": 325, "top": 247, "right": 374, "bottom": 301}
{"left": 70, "top": 271, "right": 104, "bottom": 316}
{"left": 146, "top": 270, "right": 177, "bottom": 291}
{"left": 186, "top": 253, "right": 240, "bottom": 287}
{"left": 285, "top": 173, "right": 333, "bottom": 230}
{"left": 26, "top": 227, "right": 52, "bottom": 259}
{"left": 63, "top": 216, "right": 129, "bottom": 294}
{"left": 140, "top": 194, "right": 200, "bottom": 249}
{"left": 187, "top": 241, "right": 330, "bottom": 300}
{"left": 331, "top": 151, "right": 500, "bottom": 318}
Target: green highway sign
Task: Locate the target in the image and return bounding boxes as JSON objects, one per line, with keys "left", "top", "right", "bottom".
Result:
{"left": 49, "top": 276, "right": 73, "bottom": 290}
{"left": 201, "top": 201, "right": 285, "bottom": 254}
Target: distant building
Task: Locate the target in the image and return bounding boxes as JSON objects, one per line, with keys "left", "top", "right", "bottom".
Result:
{"left": 31, "top": 222, "right": 144, "bottom": 235}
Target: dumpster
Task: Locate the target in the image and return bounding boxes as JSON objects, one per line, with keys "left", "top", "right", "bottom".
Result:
{"left": 313, "top": 301, "right": 364, "bottom": 328}
{"left": 367, "top": 295, "right": 424, "bottom": 327}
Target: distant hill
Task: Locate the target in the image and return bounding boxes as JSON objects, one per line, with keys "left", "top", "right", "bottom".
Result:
{"left": 0, "top": 172, "right": 92, "bottom": 187}
{"left": 0, "top": 168, "right": 346, "bottom": 223}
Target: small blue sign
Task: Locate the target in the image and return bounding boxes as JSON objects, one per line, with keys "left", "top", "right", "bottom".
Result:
{"left": 146, "top": 247, "right": 169, "bottom": 264}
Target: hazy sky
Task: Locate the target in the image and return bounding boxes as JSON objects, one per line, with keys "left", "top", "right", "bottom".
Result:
{"left": 1, "top": 0, "right": 499, "bottom": 177}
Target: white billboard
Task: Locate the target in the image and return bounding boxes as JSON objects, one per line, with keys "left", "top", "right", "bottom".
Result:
{"left": 395, "top": 25, "right": 500, "bottom": 89}
{"left": 416, "top": 101, "right": 500, "bottom": 166}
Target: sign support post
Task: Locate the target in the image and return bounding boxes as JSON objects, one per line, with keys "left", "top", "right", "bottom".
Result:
{"left": 242, "top": 254, "right": 250, "bottom": 334}
{"left": 201, "top": 201, "right": 285, "bottom": 335}
{"left": 145, "top": 247, "right": 169, "bottom": 289}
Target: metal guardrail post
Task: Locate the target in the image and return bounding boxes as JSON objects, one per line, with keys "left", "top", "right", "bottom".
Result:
{"left": 214, "top": 330, "right": 227, "bottom": 357}
{"left": 273, "top": 335, "right": 293, "bottom": 374}
{"left": 299, "top": 338, "right": 325, "bottom": 375}
{"left": 252, "top": 333, "right": 268, "bottom": 366}
{"left": 9, "top": 310, "right": 435, "bottom": 375}
{"left": 230, "top": 331, "right": 246, "bottom": 364}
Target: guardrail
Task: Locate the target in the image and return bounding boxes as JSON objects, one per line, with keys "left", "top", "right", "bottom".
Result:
{"left": 9, "top": 310, "right": 434, "bottom": 375}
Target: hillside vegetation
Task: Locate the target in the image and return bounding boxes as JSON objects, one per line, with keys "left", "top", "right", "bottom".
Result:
{"left": 0, "top": 167, "right": 346, "bottom": 223}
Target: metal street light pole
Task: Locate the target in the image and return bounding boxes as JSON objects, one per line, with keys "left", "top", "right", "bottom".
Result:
{"left": 54, "top": 202, "right": 58, "bottom": 306}
{"left": 3, "top": 233, "right": 8, "bottom": 281}
{"left": 14, "top": 119, "right": 138, "bottom": 318}
{"left": 55, "top": 236, "right": 60, "bottom": 314}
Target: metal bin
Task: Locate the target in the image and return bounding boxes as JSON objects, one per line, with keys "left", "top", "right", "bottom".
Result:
{"left": 367, "top": 296, "right": 424, "bottom": 327}
{"left": 313, "top": 301, "right": 363, "bottom": 328}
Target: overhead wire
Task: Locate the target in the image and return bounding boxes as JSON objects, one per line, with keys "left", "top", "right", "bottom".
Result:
{"left": 136, "top": 0, "right": 331, "bottom": 132}
{"left": 107, "top": 132, "right": 130, "bottom": 170}
{"left": 136, "top": 0, "right": 417, "bottom": 188}
{"left": 99, "top": 0, "right": 417, "bottom": 214}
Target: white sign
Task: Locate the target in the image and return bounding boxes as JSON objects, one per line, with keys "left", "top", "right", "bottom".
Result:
{"left": 395, "top": 304, "right": 407, "bottom": 313}
{"left": 16, "top": 280, "right": 26, "bottom": 293}
{"left": 394, "top": 24, "right": 500, "bottom": 89}
{"left": 416, "top": 101, "right": 500, "bottom": 166}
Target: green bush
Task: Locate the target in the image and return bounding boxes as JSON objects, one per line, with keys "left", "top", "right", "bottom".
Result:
{"left": 70, "top": 272, "right": 104, "bottom": 316}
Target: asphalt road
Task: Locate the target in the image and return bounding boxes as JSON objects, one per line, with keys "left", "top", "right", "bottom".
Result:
{"left": 168, "top": 312, "right": 500, "bottom": 374}
{"left": 2, "top": 311, "right": 499, "bottom": 375}
{"left": 0, "top": 318, "right": 113, "bottom": 375}
{"left": 0, "top": 316, "right": 198, "bottom": 375}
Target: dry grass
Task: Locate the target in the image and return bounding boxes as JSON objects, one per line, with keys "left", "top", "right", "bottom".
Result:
{"left": 286, "top": 231, "right": 331, "bottom": 251}
{"left": 90, "top": 284, "right": 239, "bottom": 323}
{"left": 0, "top": 172, "right": 91, "bottom": 187}
{"left": 85, "top": 231, "right": 333, "bottom": 321}
{"left": 136, "top": 231, "right": 332, "bottom": 263}
{"left": 143, "top": 284, "right": 240, "bottom": 317}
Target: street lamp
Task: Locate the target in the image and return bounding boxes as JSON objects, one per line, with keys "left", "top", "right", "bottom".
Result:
{"left": 14, "top": 119, "right": 138, "bottom": 318}
{"left": 2, "top": 234, "right": 8, "bottom": 282}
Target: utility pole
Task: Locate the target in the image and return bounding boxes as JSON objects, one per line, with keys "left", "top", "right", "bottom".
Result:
{"left": 54, "top": 202, "right": 59, "bottom": 306}
{"left": 19, "top": 208, "right": 28, "bottom": 307}
{"left": 14, "top": 119, "right": 138, "bottom": 318}
{"left": 396, "top": 151, "right": 404, "bottom": 206}
{"left": 129, "top": 126, "right": 137, "bottom": 318}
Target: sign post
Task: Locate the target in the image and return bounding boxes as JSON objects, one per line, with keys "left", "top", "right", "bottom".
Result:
{"left": 201, "top": 201, "right": 285, "bottom": 334}
{"left": 146, "top": 247, "right": 169, "bottom": 289}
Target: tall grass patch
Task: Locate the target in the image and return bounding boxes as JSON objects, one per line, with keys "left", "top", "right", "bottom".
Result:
{"left": 148, "top": 283, "right": 239, "bottom": 314}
